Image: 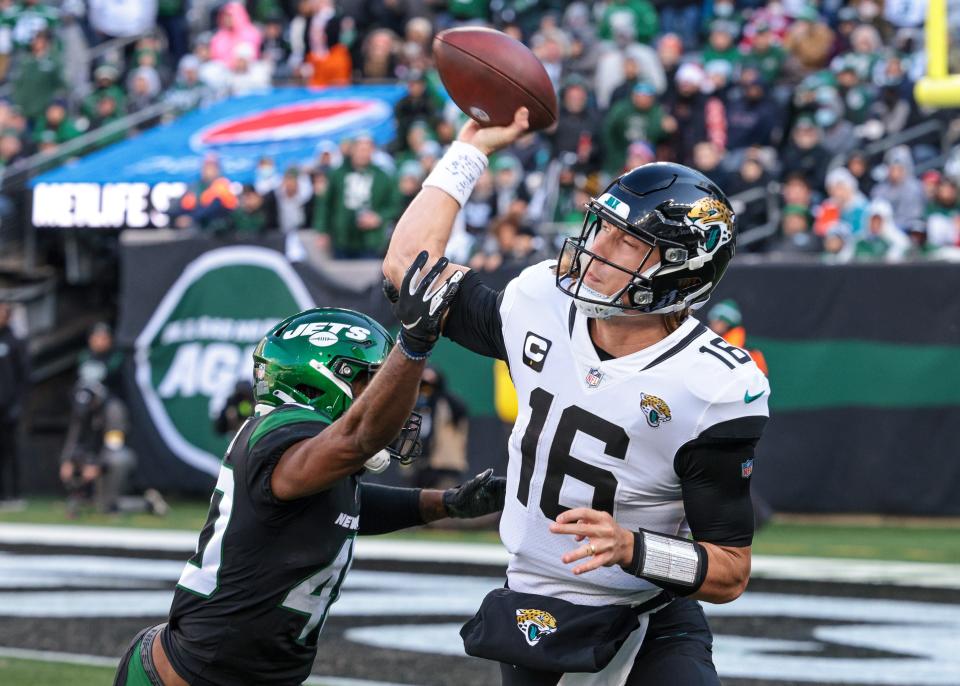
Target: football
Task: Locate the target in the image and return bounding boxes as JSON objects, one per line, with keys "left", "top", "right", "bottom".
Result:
{"left": 433, "top": 27, "right": 558, "bottom": 131}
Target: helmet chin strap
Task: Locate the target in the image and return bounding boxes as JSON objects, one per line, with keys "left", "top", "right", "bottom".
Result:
{"left": 573, "top": 283, "right": 635, "bottom": 320}
{"left": 364, "top": 449, "right": 391, "bottom": 474}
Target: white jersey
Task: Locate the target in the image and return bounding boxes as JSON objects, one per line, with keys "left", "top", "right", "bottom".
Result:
{"left": 496, "top": 261, "right": 770, "bottom": 606}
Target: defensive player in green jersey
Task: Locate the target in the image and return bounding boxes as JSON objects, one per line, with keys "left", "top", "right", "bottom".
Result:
{"left": 114, "top": 252, "right": 506, "bottom": 686}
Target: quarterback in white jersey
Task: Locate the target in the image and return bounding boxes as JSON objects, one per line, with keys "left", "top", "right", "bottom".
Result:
{"left": 384, "top": 108, "right": 769, "bottom": 685}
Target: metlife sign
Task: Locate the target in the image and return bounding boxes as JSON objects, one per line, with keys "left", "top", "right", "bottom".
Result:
{"left": 32, "top": 182, "right": 187, "bottom": 229}
{"left": 30, "top": 85, "right": 406, "bottom": 230}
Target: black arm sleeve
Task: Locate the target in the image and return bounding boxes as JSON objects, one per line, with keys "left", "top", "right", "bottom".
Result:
{"left": 358, "top": 483, "right": 424, "bottom": 535}
{"left": 441, "top": 270, "right": 508, "bottom": 360}
{"left": 674, "top": 416, "right": 767, "bottom": 548}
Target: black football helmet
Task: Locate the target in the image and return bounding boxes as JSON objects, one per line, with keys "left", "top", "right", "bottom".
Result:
{"left": 556, "top": 162, "right": 737, "bottom": 318}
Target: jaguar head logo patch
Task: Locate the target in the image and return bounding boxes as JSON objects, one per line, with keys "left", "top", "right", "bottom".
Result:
{"left": 640, "top": 393, "right": 672, "bottom": 428}
{"left": 685, "top": 197, "right": 734, "bottom": 256}
{"left": 516, "top": 609, "right": 558, "bottom": 646}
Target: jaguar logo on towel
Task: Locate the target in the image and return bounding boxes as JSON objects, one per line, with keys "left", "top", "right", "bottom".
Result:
{"left": 516, "top": 609, "right": 558, "bottom": 646}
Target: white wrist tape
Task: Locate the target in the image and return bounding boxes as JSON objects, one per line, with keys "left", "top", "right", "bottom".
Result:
{"left": 640, "top": 531, "right": 700, "bottom": 586}
{"left": 422, "top": 141, "right": 489, "bottom": 207}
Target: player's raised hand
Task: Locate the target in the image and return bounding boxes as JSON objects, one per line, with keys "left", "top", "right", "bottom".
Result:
{"left": 549, "top": 508, "right": 635, "bottom": 576}
{"left": 395, "top": 250, "right": 464, "bottom": 359}
{"left": 457, "top": 107, "right": 530, "bottom": 156}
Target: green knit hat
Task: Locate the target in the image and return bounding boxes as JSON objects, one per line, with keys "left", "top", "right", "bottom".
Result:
{"left": 708, "top": 299, "right": 742, "bottom": 327}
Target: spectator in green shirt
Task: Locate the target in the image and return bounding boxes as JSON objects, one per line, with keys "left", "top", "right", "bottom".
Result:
{"left": 82, "top": 65, "right": 127, "bottom": 122}
{"left": 317, "top": 133, "right": 400, "bottom": 259}
{"left": 599, "top": 0, "right": 658, "bottom": 45}
{"left": 447, "top": 0, "right": 488, "bottom": 21}
{"left": 702, "top": 20, "right": 743, "bottom": 71}
{"left": 33, "top": 99, "right": 84, "bottom": 145}
{"left": 602, "top": 82, "right": 675, "bottom": 173}
{"left": 231, "top": 184, "right": 275, "bottom": 235}
{"left": 742, "top": 22, "right": 786, "bottom": 84}
{"left": 12, "top": 30, "right": 63, "bottom": 125}
{"left": 833, "top": 56, "right": 874, "bottom": 125}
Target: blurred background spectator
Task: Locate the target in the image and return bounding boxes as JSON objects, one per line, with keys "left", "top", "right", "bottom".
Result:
{"left": 214, "top": 380, "right": 255, "bottom": 435}
{"left": 0, "top": 299, "right": 28, "bottom": 509}
{"left": 316, "top": 132, "right": 398, "bottom": 258}
{"left": 58, "top": 322, "right": 167, "bottom": 517}
{"left": 855, "top": 199, "right": 911, "bottom": 260}
{"left": 409, "top": 366, "right": 469, "bottom": 492}
{"left": 174, "top": 154, "right": 237, "bottom": 233}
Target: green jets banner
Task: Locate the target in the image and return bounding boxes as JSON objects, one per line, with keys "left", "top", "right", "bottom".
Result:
{"left": 133, "top": 246, "right": 315, "bottom": 476}
{"left": 117, "top": 236, "right": 394, "bottom": 490}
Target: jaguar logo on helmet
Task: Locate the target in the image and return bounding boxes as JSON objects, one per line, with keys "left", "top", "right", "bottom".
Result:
{"left": 685, "top": 197, "right": 735, "bottom": 257}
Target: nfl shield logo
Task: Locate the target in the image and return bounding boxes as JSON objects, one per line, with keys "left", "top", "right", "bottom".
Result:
{"left": 586, "top": 367, "right": 603, "bottom": 387}
{"left": 741, "top": 459, "right": 754, "bottom": 478}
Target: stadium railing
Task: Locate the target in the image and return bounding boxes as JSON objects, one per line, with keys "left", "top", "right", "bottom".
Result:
{"left": 826, "top": 119, "right": 948, "bottom": 179}
{"left": 4, "top": 99, "right": 178, "bottom": 269}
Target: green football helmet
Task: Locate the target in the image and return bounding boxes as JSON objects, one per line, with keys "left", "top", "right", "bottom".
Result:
{"left": 252, "top": 308, "right": 393, "bottom": 421}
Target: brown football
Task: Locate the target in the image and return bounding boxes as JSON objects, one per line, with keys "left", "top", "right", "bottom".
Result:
{"left": 433, "top": 27, "right": 558, "bottom": 131}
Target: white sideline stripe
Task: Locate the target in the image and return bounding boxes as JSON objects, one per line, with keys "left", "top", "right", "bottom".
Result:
{"left": 0, "top": 646, "right": 415, "bottom": 686}
{"left": 0, "top": 646, "right": 118, "bottom": 668}
{"left": 2, "top": 523, "right": 959, "bottom": 588}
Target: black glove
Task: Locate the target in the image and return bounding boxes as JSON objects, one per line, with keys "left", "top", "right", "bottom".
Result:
{"left": 395, "top": 250, "right": 464, "bottom": 359}
{"left": 443, "top": 468, "right": 507, "bottom": 519}
{"left": 382, "top": 276, "right": 400, "bottom": 305}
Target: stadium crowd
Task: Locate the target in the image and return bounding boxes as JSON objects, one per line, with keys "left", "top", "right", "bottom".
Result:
{"left": 1, "top": 0, "right": 959, "bottom": 263}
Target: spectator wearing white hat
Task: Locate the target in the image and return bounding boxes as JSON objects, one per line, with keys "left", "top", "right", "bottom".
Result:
{"left": 815, "top": 167, "right": 868, "bottom": 239}
{"left": 126, "top": 66, "right": 161, "bottom": 113}
{"left": 165, "top": 55, "right": 216, "bottom": 114}
{"left": 855, "top": 199, "right": 911, "bottom": 261}
{"left": 226, "top": 42, "right": 272, "bottom": 96}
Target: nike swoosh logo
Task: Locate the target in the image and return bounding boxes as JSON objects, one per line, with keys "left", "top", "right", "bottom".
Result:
{"left": 744, "top": 389, "right": 765, "bottom": 404}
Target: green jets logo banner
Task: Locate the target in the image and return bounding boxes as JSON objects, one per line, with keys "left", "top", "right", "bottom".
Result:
{"left": 134, "top": 246, "right": 315, "bottom": 475}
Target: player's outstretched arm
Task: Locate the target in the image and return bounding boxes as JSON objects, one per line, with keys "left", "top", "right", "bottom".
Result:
{"left": 356, "top": 469, "right": 507, "bottom": 535}
{"left": 381, "top": 107, "right": 530, "bottom": 290}
{"left": 272, "top": 253, "right": 462, "bottom": 500}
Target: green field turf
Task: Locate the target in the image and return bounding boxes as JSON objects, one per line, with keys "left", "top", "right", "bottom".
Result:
{"left": 0, "top": 657, "right": 114, "bottom": 686}
{"left": 0, "top": 497, "right": 211, "bottom": 531}
{"left": 0, "top": 656, "right": 385, "bottom": 686}
{"left": 1, "top": 498, "right": 958, "bottom": 563}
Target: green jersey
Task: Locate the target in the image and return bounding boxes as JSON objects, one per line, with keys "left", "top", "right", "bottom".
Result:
{"left": 163, "top": 405, "right": 359, "bottom": 686}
